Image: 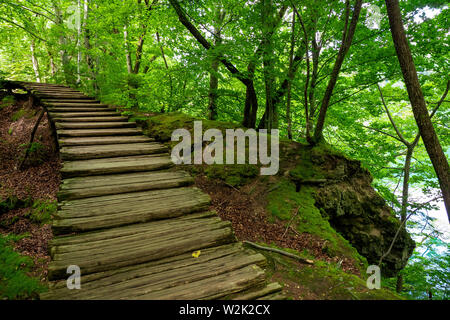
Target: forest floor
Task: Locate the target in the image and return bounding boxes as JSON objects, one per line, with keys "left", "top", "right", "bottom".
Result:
{"left": 0, "top": 93, "right": 60, "bottom": 285}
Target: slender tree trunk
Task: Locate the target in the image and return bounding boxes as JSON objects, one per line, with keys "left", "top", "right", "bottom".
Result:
{"left": 124, "top": 25, "right": 133, "bottom": 74}
{"left": 76, "top": 0, "right": 82, "bottom": 85}
{"left": 156, "top": 31, "right": 173, "bottom": 112}
{"left": 385, "top": 0, "right": 450, "bottom": 221}
{"left": 53, "top": 1, "right": 74, "bottom": 85}
{"left": 49, "top": 53, "right": 56, "bottom": 77}
{"left": 308, "top": 31, "right": 320, "bottom": 138}
{"left": 208, "top": 8, "right": 225, "bottom": 120}
{"left": 83, "top": 0, "right": 97, "bottom": 92}
{"left": 261, "top": 0, "right": 277, "bottom": 130}
{"left": 396, "top": 274, "right": 403, "bottom": 293}
{"left": 30, "top": 39, "right": 41, "bottom": 82}
{"left": 312, "top": 0, "right": 362, "bottom": 143}
{"left": 286, "top": 10, "right": 296, "bottom": 140}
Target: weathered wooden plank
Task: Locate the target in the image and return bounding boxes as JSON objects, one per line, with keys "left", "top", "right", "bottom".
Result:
{"left": 56, "top": 189, "right": 210, "bottom": 218}
{"left": 135, "top": 265, "right": 266, "bottom": 300}
{"left": 56, "top": 122, "right": 136, "bottom": 130}
{"left": 52, "top": 218, "right": 227, "bottom": 255}
{"left": 59, "top": 186, "right": 203, "bottom": 209}
{"left": 45, "top": 252, "right": 265, "bottom": 300}
{"left": 52, "top": 194, "right": 211, "bottom": 233}
{"left": 58, "top": 135, "right": 153, "bottom": 146}
{"left": 48, "top": 107, "right": 115, "bottom": 113}
{"left": 41, "top": 243, "right": 250, "bottom": 299}
{"left": 38, "top": 94, "right": 90, "bottom": 99}
{"left": 42, "top": 99, "right": 99, "bottom": 104}
{"left": 54, "top": 116, "right": 128, "bottom": 123}
{"left": 231, "top": 282, "right": 283, "bottom": 300}
{"left": 49, "top": 212, "right": 219, "bottom": 247}
{"left": 60, "top": 155, "right": 173, "bottom": 178}
{"left": 58, "top": 171, "right": 193, "bottom": 200}
{"left": 48, "top": 226, "right": 235, "bottom": 280}
{"left": 60, "top": 142, "right": 166, "bottom": 160}
{"left": 44, "top": 103, "right": 109, "bottom": 108}
{"left": 49, "top": 111, "right": 119, "bottom": 118}
{"left": 61, "top": 170, "right": 190, "bottom": 189}
{"left": 57, "top": 128, "right": 141, "bottom": 137}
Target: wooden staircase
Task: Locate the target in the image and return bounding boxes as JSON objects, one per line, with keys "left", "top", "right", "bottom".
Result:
{"left": 12, "top": 82, "right": 284, "bottom": 300}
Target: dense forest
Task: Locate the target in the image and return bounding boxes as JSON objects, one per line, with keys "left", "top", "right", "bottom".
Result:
{"left": 0, "top": 0, "right": 449, "bottom": 300}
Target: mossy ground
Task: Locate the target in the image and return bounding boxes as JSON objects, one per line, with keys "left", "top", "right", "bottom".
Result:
{"left": 257, "top": 248, "right": 404, "bottom": 300}
{"left": 265, "top": 179, "right": 367, "bottom": 272}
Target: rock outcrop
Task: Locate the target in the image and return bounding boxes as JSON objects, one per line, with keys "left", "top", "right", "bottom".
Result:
{"left": 305, "top": 147, "right": 415, "bottom": 277}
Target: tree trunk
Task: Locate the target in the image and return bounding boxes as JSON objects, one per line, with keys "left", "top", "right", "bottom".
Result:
{"left": 53, "top": 1, "right": 74, "bottom": 85}
{"left": 286, "top": 10, "right": 296, "bottom": 140}
{"left": 208, "top": 8, "right": 225, "bottom": 120}
{"left": 30, "top": 39, "right": 41, "bottom": 82}
{"left": 385, "top": 0, "right": 450, "bottom": 221}
{"left": 124, "top": 25, "right": 133, "bottom": 74}
{"left": 312, "top": 0, "right": 362, "bottom": 143}
{"left": 76, "top": 0, "right": 82, "bottom": 85}
{"left": 83, "top": 0, "right": 98, "bottom": 92}
{"left": 156, "top": 31, "right": 173, "bottom": 112}
{"left": 261, "top": 0, "right": 276, "bottom": 130}
{"left": 396, "top": 274, "right": 403, "bottom": 293}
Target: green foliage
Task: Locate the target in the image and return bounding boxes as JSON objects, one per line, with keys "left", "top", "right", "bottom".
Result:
{"left": 1, "top": 95, "right": 15, "bottom": 106}
{"left": 24, "top": 200, "right": 57, "bottom": 225}
{"left": 19, "top": 142, "right": 47, "bottom": 165}
{"left": 0, "top": 234, "right": 45, "bottom": 299}
{"left": 204, "top": 164, "right": 259, "bottom": 187}
{"left": 384, "top": 239, "right": 450, "bottom": 300}
{"left": 0, "top": 196, "right": 33, "bottom": 215}
{"left": 10, "top": 109, "right": 26, "bottom": 121}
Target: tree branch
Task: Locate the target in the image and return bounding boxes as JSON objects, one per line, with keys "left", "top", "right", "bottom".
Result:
{"left": 376, "top": 83, "right": 409, "bottom": 145}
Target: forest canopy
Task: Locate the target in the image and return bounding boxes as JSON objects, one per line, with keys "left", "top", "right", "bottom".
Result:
{"left": 0, "top": 0, "right": 449, "bottom": 299}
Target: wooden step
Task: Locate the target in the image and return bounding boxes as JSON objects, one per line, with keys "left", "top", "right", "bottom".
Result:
{"left": 49, "top": 111, "right": 119, "bottom": 118}
{"left": 56, "top": 122, "right": 136, "bottom": 130}
{"left": 42, "top": 243, "right": 248, "bottom": 299}
{"left": 57, "top": 128, "right": 141, "bottom": 137}
{"left": 60, "top": 142, "right": 166, "bottom": 160}
{"left": 48, "top": 107, "right": 115, "bottom": 113}
{"left": 43, "top": 99, "right": 99, "bottom": 104}
{"left": 60, "top": 154, "right": 173, "bottom": 178}
{"left": 58, "top": 170, "right": 194, "bottom": 200}
{"left": 59, "top": 135, "right": 154, "bottom": 147}
{"left": 44, "top": 102, "right": 109, "bottom": 108}
{"left": 43, "top": 244, "right": 265, "bottom": 299}
{"left": 53, "top": 116, "right": 128, "bottom": 123}
{"left": 48, "top": 217, "right": 233, "bottom": 279}
{"left": 38, "top": 94, "right": 92, "bottom": 99}
{"left": 57, "top": 186, "right": 209, "bottom": 217}
{"left": 231, "top": 282, "right": 284, "bottom": 300}
{"left": 49, "top": 211, "right": 219, "bottom": 248}
{"left": 53, "top": 188, "right": 210, "bottom": 233}
{"left": 36, "top": 90, "right": 83, "bottom": 94}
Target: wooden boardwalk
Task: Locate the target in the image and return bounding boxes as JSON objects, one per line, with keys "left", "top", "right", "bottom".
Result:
{"left": 13, "top": 82, "right": 283, "bottom": 300}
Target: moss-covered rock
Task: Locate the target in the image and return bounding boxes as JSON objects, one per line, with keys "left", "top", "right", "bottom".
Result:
{"left": 312, "top": 151, "right": 415, "bottom": 277}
